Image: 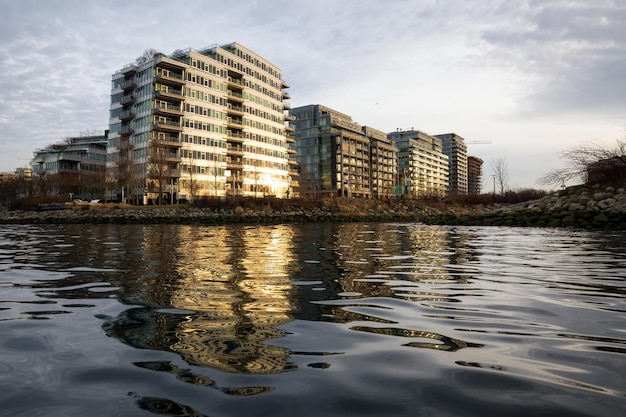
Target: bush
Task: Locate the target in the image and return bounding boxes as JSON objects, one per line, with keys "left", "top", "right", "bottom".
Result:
{"left": 9, "top": 195, "right": 68, "bottom": 211}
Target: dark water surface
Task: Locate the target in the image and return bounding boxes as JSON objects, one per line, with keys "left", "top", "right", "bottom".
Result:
{"left": 0, "top": 223, "right": 624, "bottom": 416}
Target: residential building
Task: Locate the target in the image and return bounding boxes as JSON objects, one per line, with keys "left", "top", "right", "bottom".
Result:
{"left": 467, "top": 156, "right": 484, "bottom": 194}
{"left": 291, "top": 104, "right": 392, "bottom": 199}
{"left": 434, "top": 133, "right": 468, "bottom": 196}
{"left": 30, "top": 133, "right": 108, "bottom": 199}
{"left": 365, "top": 126, "right": 398, "bottom": 198}
{"left": 108, "top": 42, "right": 292, "bottom": 203}
{"left": 388, "top": 129, "right": 449, "bottom": 198}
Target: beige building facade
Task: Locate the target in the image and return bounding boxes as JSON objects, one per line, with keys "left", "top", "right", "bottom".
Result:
{"left": 388, "top": 129, "right": 449, "bottom": 198}
{"left": 108, "top": 43, "right": 292, "bottom": 203}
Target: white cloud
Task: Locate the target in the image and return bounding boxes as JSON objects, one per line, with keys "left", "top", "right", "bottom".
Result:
{"left": 0, "top": 0, "right": 624, "bottom": 189}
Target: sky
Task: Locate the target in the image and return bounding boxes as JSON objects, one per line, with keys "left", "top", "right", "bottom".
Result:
{"left": 1, "top": 0, "right": 625, "bottom": 191}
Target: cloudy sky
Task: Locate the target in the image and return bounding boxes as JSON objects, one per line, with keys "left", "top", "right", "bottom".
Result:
{"left": 1, "top": 0, "right": 624, "bottom": 190}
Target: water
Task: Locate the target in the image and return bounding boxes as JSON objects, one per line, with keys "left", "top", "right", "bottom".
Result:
{"left": 0, "top": 223, "right": 624, "bottom": 417}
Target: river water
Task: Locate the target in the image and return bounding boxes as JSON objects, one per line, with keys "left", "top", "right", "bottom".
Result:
{"left": 0, "top": 223, "right": 624, "bottom": 417}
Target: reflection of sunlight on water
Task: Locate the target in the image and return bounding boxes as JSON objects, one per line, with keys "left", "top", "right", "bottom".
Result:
{"left": 3, "top": 223, "right": 625, "bottom": 415}
{"left": 162, "top": 225, "right": 297, "bottom": 374}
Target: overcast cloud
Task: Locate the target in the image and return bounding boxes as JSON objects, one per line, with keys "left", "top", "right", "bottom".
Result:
{"left": 1, "top": 0, "right": 624, "bottom": 189}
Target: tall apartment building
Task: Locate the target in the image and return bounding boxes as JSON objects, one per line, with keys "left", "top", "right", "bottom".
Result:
{"left": 108, "top": 42, "right": 293, "bottom": 203}
{"left": 467, "top": 156, "right": 484, "bottom": 194}
{"left": 434, "top": 133, "right": 468, "bottom": 196}
{"left": 387, "top": 129, "right": 449, "bottom": 198}
{"left": 31, "top": 132, "right": 108, "bottom": 199}
{"left": 364, "top": 126, "right": 398, "bottom": 198}
{"left": 290, "top": 104, "right": 396, "bottom": 198}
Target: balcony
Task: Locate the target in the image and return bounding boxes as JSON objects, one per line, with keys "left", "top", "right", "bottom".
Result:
{"left": 227, "top": 91, "right": 244, "bottom": 103}
{"left": 153, "top": 135, "right": 182, "bottom": 147}
{"left": 152, "top": 120, "right": 182, "bottom": 132}
{"left": 120, "top": 64, "right": 137, "bottom": 76}
{"left": 283, "top": 113, "right": 293, "bottom": 121}
{"left": 155, "top": 72, "right": 185, "bottom": 86}
{"left": 282, "top": 102, "right": 292, "bottom": 110}
{"left": 282, "top": 91, "right": 291, "bottom": 100}
{"left": 153, "top": 104, "right": 183, "bottom": 117}
{"left": 119, "top": 126, "right": 134, "bottom": 136}
{"left": 227, "top": 161, "right": 244, "bottom": 170}
{"left": 119, "top": 110, "right": 135, "bottom": 121}
{"left": 121, "top": 79, "right": 135, "bottom": 91}
{"left": 227, "top": 145, "right": 244, "bottom": 156}
{"left": 154, "top": 89, "right": 183, "bottom": 101}
{"left": 227, "top": 77, "right": 244, "bottom": 91}
{"left": 227, "top": 104, "right": 244, "bottom": 116}
{"left": 227, "top": 117, "right": 244, "bottom": 130}
{"left": 227, "top": 131, "right": 244, "bottom": 143}
{"left": 150, "top": 154, "right": 181, "bottom": 164}
{"left": 120, "top": 95, "right": 135, "bottom": 106}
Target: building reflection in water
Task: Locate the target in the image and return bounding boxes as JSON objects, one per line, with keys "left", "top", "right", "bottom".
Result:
{"left": 168, "top": 225, "right": 296, "bottom": 374}
{"left": 102, "top": 223, "right": 483, "bottom": 376}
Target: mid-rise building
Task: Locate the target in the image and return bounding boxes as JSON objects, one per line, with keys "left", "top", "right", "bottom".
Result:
{"left": 388, "top": 129, "right": 449, "bottom": 198}
{"left": 291, "top": 104, "right": 394, "bottom": 199}
{"left": 30, "top": 132, "right": 108, "bottom": 199}
{"left": 364, "top": 127, "right": 398, "bottom": 199}
{"left": 108, "top": 42, "right": 292, "bottom": 203}
{"left": 467, "top": 156, "right": 484, "bottom": 194}
{"left": 434, "top": 133, "right": 468, "bottom": 196}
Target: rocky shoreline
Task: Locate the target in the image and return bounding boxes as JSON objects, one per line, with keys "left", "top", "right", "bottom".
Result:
{"left": 424, "top": 185, "right": 626, "bottom": 229}
{"left": 0, "top": 202, "right": 458, "bottom": 225}
{"left": 1, "top": 186, "right": 624, "bottom": 229}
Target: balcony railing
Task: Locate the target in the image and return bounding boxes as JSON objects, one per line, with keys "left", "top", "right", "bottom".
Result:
{"left": 152, "top": 121, "right": 182, "bottom": 132}
{"left": 119, "top": 126, "right": 134, "bottom": 136}
{"left": 226, "top": 131, "right": 244, "bottom": 142}
{"left": 227, "top": 104, "right": 244, "bottom": 116}
{"left": 119, "top": 110, "right": 135, "bottom": 121}
{"left": 227, "top": 161, "right": 244, "bottom": 170}
{"left": 227, "top": 91, "right": 244, "bottom": 103}
{"left": 227, "top": 145, "right": 244, "bottom": 156}
{"left": 154, "top": 89, "right": 183, "bottom": 101}
{"left": 155, "top": 72, "right": 185, "bottom": 86}
{"left": 153, "top": 135, "right": 182, "bottom": 147}
{"left": 120, "top": 79, "right": 135, "bottom": 91}
{"left": 153, "top": 104, "right": 183, "bottom": 116}
{"left": 120, "top": 95, "right": 135, "bottom": 106}
{"left": 227, "top": 118, "right": 244, "bottom": 130}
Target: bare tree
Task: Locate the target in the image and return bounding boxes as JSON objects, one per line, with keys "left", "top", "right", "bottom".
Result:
{"left": 490, "top": 156, "right": 509, "bottom": 196}
{"left": 184, "top": 153, "right": 200, "bottom": 202}
{"left": 116, "top": 136, "right": 135, "bottom": 203}
{"left": 148, "top": 141, "right": 173, "bottom": 204}
{"left": 540, "top": 137, "right": 626, "bottom": 187}
{"left": 136, "top": 48, "right": 161, "bottom": 64}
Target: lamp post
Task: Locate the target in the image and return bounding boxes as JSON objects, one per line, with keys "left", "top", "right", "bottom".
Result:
{"left": 492, "top": 175, "right": 496, "bottom": 195}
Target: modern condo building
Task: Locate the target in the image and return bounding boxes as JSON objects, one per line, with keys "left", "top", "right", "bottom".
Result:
{"left": 290, "top": 104, "right": 396, "bottom": 198}
{"left": 31, "top": 132, "right": 108, "bottom": 200}
{"left": 434, "top": 133, "right": 468, "bottom": 196}
{"left": 388, "top": 129, "right": 449, "bottom": 198}
{"left": 467, "top": 155, "right": 484, "bottom": 194}
{"left": 108, "top": 42, "right": 292, "bottom": 203}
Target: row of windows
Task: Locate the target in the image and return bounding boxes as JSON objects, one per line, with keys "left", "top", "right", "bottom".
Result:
{"left": 182, "top": 134, "right": 226, "bottom": 148}
{"left": 183, "top": 119, "right": 228, "bottom": 134}
{"left": 184, "top": 103, "right": 227, "bottom": 120}
{"left": 241, "top": 158, "right": 288, "bottom": 171}
{"left": 244, "top": 145, "right": 287, "bottom": 160}
{"left": 220, "top": 46, "right": 281, "bottom": 80}
{"left": 183, "top": 150, "right": 225, "bottom": 162}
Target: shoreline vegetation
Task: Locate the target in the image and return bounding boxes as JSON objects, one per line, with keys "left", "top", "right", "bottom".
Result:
{"left": 1, "top": 185, "right": 624, "bottom": 229}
